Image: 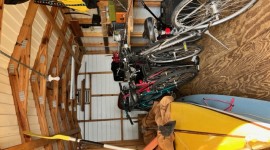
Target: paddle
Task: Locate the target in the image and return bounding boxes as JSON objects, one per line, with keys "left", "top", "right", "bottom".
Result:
{"left": 23, "top": 131, "right": 135, "bottom": 150}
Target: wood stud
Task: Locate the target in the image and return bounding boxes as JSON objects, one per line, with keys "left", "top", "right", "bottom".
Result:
{"left": 8, "top": 0, "right": 38, "bottom": 143}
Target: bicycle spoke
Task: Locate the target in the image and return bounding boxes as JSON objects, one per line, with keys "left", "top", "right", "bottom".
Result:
{"left": 172, "top": 0, "right": 256, "bottom": 29}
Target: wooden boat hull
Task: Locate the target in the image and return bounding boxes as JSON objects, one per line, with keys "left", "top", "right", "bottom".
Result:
{"left": 170, "top": 102, "right": 270, "bottom": 150}
{"left": 178, "top": 94, "right": 270, "bottom": 123}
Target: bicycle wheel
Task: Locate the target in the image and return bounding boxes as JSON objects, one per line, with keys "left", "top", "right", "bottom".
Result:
{"left": 171, "top": 0, "right": 257, "bottom": 29}
{"left": 146, "top": 67, "right": 171, "bottom": 81}
{"left": 152, "top": 67, "right": 198, "bottom": 90}
{"left": 148, "top": 44, "right": 202, "bottom": 63}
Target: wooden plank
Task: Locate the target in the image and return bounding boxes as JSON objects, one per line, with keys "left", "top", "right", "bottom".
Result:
{"left": 40, "top": 6, "right": 80, "bottom": 65}
{"left": 0, "top": 103, "right": 16, "bottom": 114}
{"left": 134, "top": 18, "right": 144, "bottom": 24}
{"left": 0, "top": 135, "right": 21, "bottom": 149}
{"left": 47, "top": 59, "right": 65, "bottom": 150}
{"left": 0, "top": 115, "right": 18, "bottom": 126}
{"left": 83, "top": 32, "right": 104, "bottom": 37}
{"left": 83, "top": 43, "right": 118, "bottom": 47}
{"left": 84, "top": 50, "right": 115, "bottom": 55}
{"left": 80, "top": 79, "right": 85, "bottom": 111}
{"left": 0, "top": 92, "right": 14, "bottom": 105}
{"left": 8, "top": 0, "right": 38, "bottom": 143}
{"left": 0, "top": 0, "right": 3, "bottom": 42}
{"left": 83, "top": 42, "right": 147, "bottom": 47}
{"left": 83, "top": 31, "right": 142, "bottom": 37}
{"left": 59, "top": 70, "right": 73, "bottom": 149}
{"left": 71, "top": 18, "right": 110, "bottom": 25}
{"left": 0, "top": 83, "right": 12, "bottom": 94}
{"left": 130, "top": 32, "right": 142, "bottom": 37}
{"left": 48, "top": 23, "right": 68, "bottom": 74}
{"left": 70, "top": 20, "right": 83, "bottom": 37}
{"left": 179, "top": 0, "right": 270, "bottom": 100}
{"left": 30, "top": 7, "right": 60, "bottom": 150}
{"left": 6, "top": 128, "right": 80, "bottom": 150}
{"left": 59, "top": 35, "right": 74, "bottom": 74}
{"left": 0, "top": 126, "right": 20, "bottom": 138}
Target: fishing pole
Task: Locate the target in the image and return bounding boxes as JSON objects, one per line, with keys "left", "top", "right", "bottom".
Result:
{"left": 23, "top": 131, "right": 135, "bottom": 150}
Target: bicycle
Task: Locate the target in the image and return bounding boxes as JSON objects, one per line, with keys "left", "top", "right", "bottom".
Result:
{"left": 111, "top": 42, "right": 199, "bottom": 123}
{"left": 140, "top": 0, "right": 257, "bottom": 63}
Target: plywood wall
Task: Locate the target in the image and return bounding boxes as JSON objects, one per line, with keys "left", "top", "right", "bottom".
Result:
{"left": 0, "top": 2, "right": 69, "bottom": 149}
{"left": 179, "top": 0, "right": 270, "bottom": 101}
{"left": 0, "top": 2, "right": 29, "bottom": 149}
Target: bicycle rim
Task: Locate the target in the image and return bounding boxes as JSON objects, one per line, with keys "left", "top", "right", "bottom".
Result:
{"left": 148, "top": 44, "right": 201, "bottom": 63}
{"left": 172, "top": 0, "right": 257, "bottom": 29}
{"left": 152, "top": 68, "right": 198, "bottom": 90}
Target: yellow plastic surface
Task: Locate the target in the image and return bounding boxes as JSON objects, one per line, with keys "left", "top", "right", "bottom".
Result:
{"left": 170, "top": 102, "right": 270, "bottom": 150}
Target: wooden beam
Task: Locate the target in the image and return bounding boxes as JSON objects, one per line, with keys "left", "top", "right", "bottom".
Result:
{"left": 78, "top": 71, "right": 112, "bottom": 75}
{"left": 48, "top": 22, "right": 68, "bottom": 74}
{"left": 83, "top": 32, "right": 104, "bottom": 37}
{"left": 71, "top": 18, "right": 110, "bottom": 25}
{"left": 8, "top": 0, "right": 39, "bottom": 143}
{"left": 59, "top": 70, "right": 74, "bottom": 149}
{"left": 130, "top": 32, "right": 142, "bottom": 37}
{"left": 70, "top": 20, "right": 83, "bottom": 37}
{"left": 83, "top": 42, "right": 118, "bottom": 47}
{"left": 40, "top": 6, "right": 80, "bottom": 65}
{"left": 84, "top": 50, "right": 115, "bottom": 55}
{"left": 6, "top": 128, "right": 80, "bottom": 150}
{"left": 83, "top": 32, "right": 142, "bottom": 37}
{"left": 80, "top": 79, "right": 85, "bottom": 111}
{"left": 83, "top": 42, "right": 148, "bottom": 48}
{"left": 62, "top": 9, "right": 86, "bottom": 54}
{"left": 60, "top": 35, "right": 74, "bottom": 74}
{"left": 65, "top": 65, "right": 76, "bottom": 149}
{"left": 47, "top": 61, "right": 65, "bottom": 150}
{"left": 31, "top": 7, "right": 61, "bottom": 150}
{"left": 134, "top": 19, "right": 144, "bottom": 24}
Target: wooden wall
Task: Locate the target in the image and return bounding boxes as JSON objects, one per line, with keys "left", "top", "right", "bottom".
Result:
{"left": 0, "top": 1, "right": 79, "bottom": 149}
{"left": 179, "top": 0, "right": 270, "bottom": 101}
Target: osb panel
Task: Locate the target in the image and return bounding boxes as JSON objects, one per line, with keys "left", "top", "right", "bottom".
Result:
{"left": 179, "top": 0, "right": 270, "bottom": 100}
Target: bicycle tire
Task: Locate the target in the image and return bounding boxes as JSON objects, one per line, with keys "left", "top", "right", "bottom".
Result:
{"left": 148, "top": 44, "right": 202, "bottom": 63}
{"left": 152, "top": 67, "right": 198, "bottom": 90}
{"left": 146, "top": 67, "right": 171, "bottom": 81}
{"left": 171, "top": 0, "right": 257, "bottom": 29}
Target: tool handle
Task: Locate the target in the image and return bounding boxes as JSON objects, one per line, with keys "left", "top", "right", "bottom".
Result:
{"left": 79, "top": 140, "right": 135, "bottom": 150}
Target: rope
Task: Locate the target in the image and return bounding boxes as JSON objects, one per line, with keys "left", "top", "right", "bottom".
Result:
{"left": 0, "top": 49, "right": 47, "bottom": 78}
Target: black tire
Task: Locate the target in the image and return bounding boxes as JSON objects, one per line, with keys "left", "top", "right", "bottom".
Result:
{"left": 5, "top": 0, "right": 28, "bottom": 4}
{"left": 148, "top": 44, "right": 202, "bottom": 63}
{"left": 152, "top": 67, "right": 198, "bottom": 90}
{"left": 171, "top": 0, "right": 257, "bottom": 29}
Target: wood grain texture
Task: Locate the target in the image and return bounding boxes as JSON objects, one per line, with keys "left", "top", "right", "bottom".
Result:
{"left": 179, "top": 0, "right": 270, "bottom": 101}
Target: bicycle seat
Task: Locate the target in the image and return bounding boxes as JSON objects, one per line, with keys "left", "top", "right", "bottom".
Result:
{"left": 143, "top": 17, "right": 156, "bottom": 44}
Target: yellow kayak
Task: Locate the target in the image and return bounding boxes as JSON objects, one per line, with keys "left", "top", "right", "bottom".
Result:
{"left": 170, "top": 102, "right": 270, "bottom": 150}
